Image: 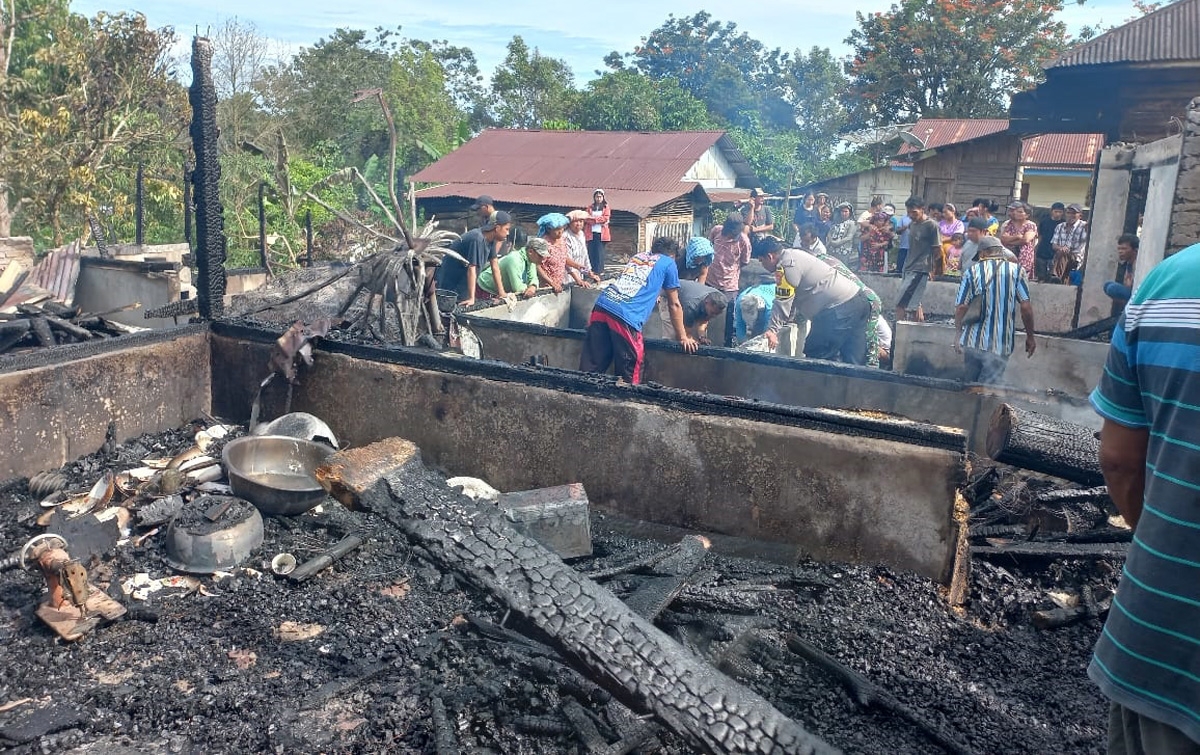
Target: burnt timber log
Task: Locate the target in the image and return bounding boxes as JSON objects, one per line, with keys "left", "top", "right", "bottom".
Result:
{"left": 621, "top": 535, "right": 711, "bottom": 621}
{"left": 986, "top": 404, "right": 1104, "bottom": 487}
{"left": 318, "top": 438, "right": 836, "bottom": 755}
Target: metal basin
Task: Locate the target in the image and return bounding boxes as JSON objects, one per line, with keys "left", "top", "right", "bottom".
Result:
{"left": 165, "top": 495, "right": 263, "bottom": 574}
{"left": 222, "top": 435, "right": 334, "bottom": 516}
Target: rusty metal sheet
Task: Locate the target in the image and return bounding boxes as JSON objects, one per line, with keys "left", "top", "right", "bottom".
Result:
{"left": 412, "top": 129, "right": 757, "bottom": 196}
{"left": 415, "top": 182, "right": 699, "bottom": 218}
{"left": 1021, "top": 133, "right": 1106, "bottom": 168}
{"left": 27, "top": 241, "right": 83, "bottom": 305}
{"left": 1049, "top": 0, "right": 1200, "bottom": 68}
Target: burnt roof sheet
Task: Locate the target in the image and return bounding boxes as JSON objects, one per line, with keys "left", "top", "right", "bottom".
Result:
{"left": 1049, "top": 0, "right": 1200, "bottom": 68}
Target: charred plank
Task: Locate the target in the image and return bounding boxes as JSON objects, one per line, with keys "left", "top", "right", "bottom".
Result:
{"left": 621, "top": 535, "right": 711, "bottom": 621}
{"left": 319, "top": 438, "right": 835, "bottom": 755}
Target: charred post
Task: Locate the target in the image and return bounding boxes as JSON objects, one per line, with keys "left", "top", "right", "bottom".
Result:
{"left": 986, "top": 404, "right": 1104, "bottom": 486}
{"left": 188, "top": 36, "right": 226, "bottom": 320}
{"left": 135, "top": 163, "right": 145, "bottom": 246}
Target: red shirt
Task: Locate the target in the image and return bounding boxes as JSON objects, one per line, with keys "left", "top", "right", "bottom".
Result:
{"left": 707, "top": 228, "right": 752, "bottom": 292}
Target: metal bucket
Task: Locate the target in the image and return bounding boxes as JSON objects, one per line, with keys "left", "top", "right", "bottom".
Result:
{"left": 435, "top": 289, "right": 459, "bottom": 315}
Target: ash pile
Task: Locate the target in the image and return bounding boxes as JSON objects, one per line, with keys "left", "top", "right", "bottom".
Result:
{"left": 0, "top": 418, "right": 1118, "bottom": 754}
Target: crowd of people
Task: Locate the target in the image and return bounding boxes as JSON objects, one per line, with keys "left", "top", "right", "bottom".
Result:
{"left": 787, "top": 191, "right": 1120, "bottom": 292}
{"left": 436, "top": 190, "right": 1138, "bottom": 390}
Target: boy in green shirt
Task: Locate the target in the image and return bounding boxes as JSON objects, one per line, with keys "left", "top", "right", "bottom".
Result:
{"left": 478, "top": 237, "right": 549, "bottom": 300}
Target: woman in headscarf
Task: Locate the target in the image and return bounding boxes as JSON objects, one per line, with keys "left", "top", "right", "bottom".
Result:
{"left": 565, "top": 210, "right": 601, "bottom": 285}
{"left": 678, "top": 236, "right": 714, "bottom": 283}
{"left": 587, "top": 189, "right": 611, "bottom": 275}
{"left": 826, "top": 202, "right": 859, "bottom": 265}
{"left": 536, "top": 213, "right": 584, "bottom": 293}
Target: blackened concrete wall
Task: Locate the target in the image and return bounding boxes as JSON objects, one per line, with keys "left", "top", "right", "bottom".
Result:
{"left": 211, "top": 329, "right": 967, "bottom": 584}
{"left": 0, "top": 327, "right": 212, "bottom": 478}
{"left": 458, "top": 313, "right": 1100, "bottom": 454}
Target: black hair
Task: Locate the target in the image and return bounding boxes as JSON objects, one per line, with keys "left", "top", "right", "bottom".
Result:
{"left": 904, "top": 196, "right": 926, "bottom": 210}
{"left": 650, "top": 236, "right": 681, "bottom": 257}
{"left": 798, "top": 222, "right": 819, "bottom": 238}
{"left": 703, "top": 291, "right": 728, "bottom": 313}
{"left": 752, "top": 236, "right": 786, "bottom": 258}
{"left": 722, "top": 215, "right": 745, "bottom": 236}
{"left": 928, "top": 202, "right": 944, "bottom": 213}
{"left": 972, "top": 197, "right": 990, "bottom": 209}
{"left": 1117, "top": 234, "right": 1140, "bottom": 250}
{"left": 870, "top": 195, "right": 883, "bottom": 208}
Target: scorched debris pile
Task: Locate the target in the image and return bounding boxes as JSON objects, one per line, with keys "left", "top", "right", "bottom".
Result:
{"left": 0, "top": 424, "right": 1117, "bottom": 754}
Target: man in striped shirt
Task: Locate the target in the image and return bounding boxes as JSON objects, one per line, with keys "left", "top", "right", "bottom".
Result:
{"left": 1090, "top": 242, "right": 1200, "bottom": 754}
{"left": 953, "top": 236, "right": 1036, "bottom": 384}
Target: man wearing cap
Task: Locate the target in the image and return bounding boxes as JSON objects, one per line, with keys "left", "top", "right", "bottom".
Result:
{"left": 758, "top": 237, "right": 874, "bottom": 365}
{"left": 471, "top": 195, "right": 496, "bottom": 225}
{"left": 580, "top": 236, "right": 697, "bottom": 384}
{"left": 477, "top": 237, "right": 549, "bottom": 301}
{"left": 1051, "top": 203, "right": 1089, "bottom": 283}
{"left": 437, "top": 210, "right": 511, "bottom": 307}
{"left": 739, "top": 189, "right": 775, "bottom": 242}
{"left": 1036, "top": 202, "right": 1065, "bottom": 282}
{"left": 954, "top": 236, "right": 1037, "bottom": 385}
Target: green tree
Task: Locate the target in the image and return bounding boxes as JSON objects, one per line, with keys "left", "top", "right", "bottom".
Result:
{"left": 575, "top": 70, "right": 712, "bottom": 131}
{"left": 613, "top": 12, "right": 792, "bottom": 130}
{"left": 0, "top": 8, "right": 186, "bottom": 244}
{"left": 489, "top": 35, "right": 578, "bottom": 129}
{"left": 845, "top": 0, "right": 1068, "bottom": 124}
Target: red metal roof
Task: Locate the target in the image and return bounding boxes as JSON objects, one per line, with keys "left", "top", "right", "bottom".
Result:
{"left": 411, "top": 129, "right": 759, "bottom": 218}
{"left": 896, "top": 119, "right": 1010, "bottom": 155}
{"left": 1020, "top": 133, "right": 1106, "bottom": 168}
{"left": 1049, "top": 0, "right": 1200, "bottom": 68}
{"left": 415, "top": 182, "right": 700, "bottom": 218}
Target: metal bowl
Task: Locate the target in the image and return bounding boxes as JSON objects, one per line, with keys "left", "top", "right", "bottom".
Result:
{"left": 165, "top": 495, "right": 263, "bottom": 574}
{"left": 222, "top": 435, "right": 334, "bottom": 516}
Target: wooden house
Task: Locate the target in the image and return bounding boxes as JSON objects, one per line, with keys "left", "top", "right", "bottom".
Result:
{"left": 410, "top": 130, "right": 761, "bottom": 260}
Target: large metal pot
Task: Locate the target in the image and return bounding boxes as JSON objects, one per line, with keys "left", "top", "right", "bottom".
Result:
{"left": 222, "top": 435, "right": 334, "bottom": 516}
{"left": 165, "top": 495, "right": 263, "bottom": 574}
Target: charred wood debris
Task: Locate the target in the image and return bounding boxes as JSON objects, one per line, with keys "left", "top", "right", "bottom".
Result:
{"left": 0, "top": 300, "right": 143, "bottom": 355}
{"left": 0, "top": 421, "right": 1119, "bottom": 754}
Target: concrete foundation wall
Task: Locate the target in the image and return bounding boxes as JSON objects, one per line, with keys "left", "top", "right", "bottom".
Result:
{"left": 461, "top": 315, "right": 1101, "bottom": 453}
{"left": 893, "top": 322, "right": 1110, "bottom": 397}
{"left": 0, "top": 328, "right": 212, "bottom": 478}
{"left": 858, "top": 272, "right": 1079, "bottom": 333}
{"left": 471, "top": 289, "right": 573, "bottom": 328}
{"left": 211, "top": 331, "right": 967, "bottom": 583}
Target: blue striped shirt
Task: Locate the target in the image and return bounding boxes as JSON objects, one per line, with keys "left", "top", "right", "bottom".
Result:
{"left": 1089, "top": 242, "right": 1200, "bottom": 744}
{"left": 954, "top": 257, "right": 1031, "bottom": 356}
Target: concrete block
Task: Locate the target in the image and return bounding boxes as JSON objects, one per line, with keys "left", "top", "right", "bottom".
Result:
{"left": 498, "top": 483, "right": 592, "bottom": 559}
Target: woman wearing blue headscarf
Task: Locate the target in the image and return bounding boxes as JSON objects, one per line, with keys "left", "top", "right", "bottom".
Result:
{"left": 679, "top": 236, "right": 714, "bottom": 284}
{"left": 536, "top": 213, "right": 584, "bottom": 293}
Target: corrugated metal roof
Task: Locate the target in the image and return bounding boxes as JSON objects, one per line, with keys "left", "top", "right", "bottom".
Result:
{"left": 896, "top": 118, "right": 1010, "bottom": 155}
{"left": 27, "top": 241, "right": 83, "bottom": 305}
{"left": 1020, "top": 133, "right": 1106, "bottom": 167}
{"left": 1049, "top": 0, "right": 1200, "bottom": 68}
{"left": 411, "top": 129, "right": 760, "bottom": 193}
{"left": 415, "top": 182, "right": 701, "bottom": 218}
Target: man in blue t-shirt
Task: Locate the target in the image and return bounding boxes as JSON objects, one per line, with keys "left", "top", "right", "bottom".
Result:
{"left": 436, "top": 210, "right": 511, "bottom": 307}
{"left": 580, "top": 237, "right": 698, "bottom": 383}
{"left": 1090, "top": 241, "right": 1200, "bottom": 754}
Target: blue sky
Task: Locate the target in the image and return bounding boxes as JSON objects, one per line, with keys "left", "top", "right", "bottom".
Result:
{"left": 72, "top": 0, "right": 1139, "bottom": 86}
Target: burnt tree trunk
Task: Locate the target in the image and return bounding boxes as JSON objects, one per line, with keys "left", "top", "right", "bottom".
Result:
{"left": 986, "top": 404, "right": 1104, "bottom": 486}
{"left": 317, "top": 438, "right": 835, "bottom": 755}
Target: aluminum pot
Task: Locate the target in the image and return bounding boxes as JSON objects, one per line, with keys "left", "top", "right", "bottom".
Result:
{"left": 165, "top": 496, "right": 263, "bottom": 574}
{"left": 222, "top": 435, "right": 334, "bottom": 516}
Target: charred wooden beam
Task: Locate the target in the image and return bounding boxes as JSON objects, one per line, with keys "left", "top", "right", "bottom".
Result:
{"left": 971, "top": 540, "right": 1128, "bottom": 561}
{"left": 986, "top": 404, "right": 1104, "bottom": 486}
{"left": 319, "top": 438, "right": 835, "bottom": 755}
{"left": 430, "top": 695, "right": 460, "bottom": 755}
{"left": 0, "top": 319, "right": 31, "bottom": 353}
{"left": 29, "top": 316, "right": 55, "bottom": 347}
{"left": 621, "top": 535, "right": 711, "bottom": 621}
{"left": 188, "top": 37, "right": 227, "bottom": 319}
{"left": 44, "top": 314, "right": 94, "bottom": 341}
